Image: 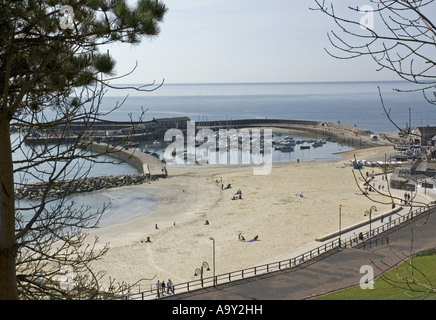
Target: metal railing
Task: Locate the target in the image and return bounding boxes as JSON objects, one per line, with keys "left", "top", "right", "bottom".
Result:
{"left": 117, "top": 204, "right": 433, "bottom": 300}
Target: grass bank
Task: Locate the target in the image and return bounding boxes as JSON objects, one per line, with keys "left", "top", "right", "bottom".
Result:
{"left": 315, "top": 250, "right": 436, "bottom": 300}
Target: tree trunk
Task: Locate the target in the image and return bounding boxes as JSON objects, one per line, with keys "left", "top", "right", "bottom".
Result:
{"left": 0, "top": 113, "right": 18, "bottom": 300}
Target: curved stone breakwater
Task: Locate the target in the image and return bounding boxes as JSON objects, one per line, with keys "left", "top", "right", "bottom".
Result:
{"left": 15, "top": 174, "right": 157, "bottom": 200}
{"left": 15, "top": 142, "right": 167, "bottom": 200}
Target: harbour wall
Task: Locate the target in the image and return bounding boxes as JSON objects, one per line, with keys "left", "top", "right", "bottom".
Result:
{"left": 83, "top": 141, "right": 168, "bottom": 178}
{"left": 85, "top": 142, "right": 150, "bottom": 176}
{"left": 24, "top": 118, "right": 394, "bottom": 148}
{"left": 196, "top": 119, "right": 392, "bottom": 148}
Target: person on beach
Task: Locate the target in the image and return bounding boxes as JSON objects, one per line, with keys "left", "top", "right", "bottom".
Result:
{"left": 205, "top": 220, "right": 210, "bottom": 225}
{"left": 146, "top": 237, "right": 151, "bottom": 243}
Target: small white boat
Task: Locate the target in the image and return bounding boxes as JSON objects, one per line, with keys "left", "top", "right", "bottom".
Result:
{"left": 152, "top": 140, "right": 161, "bottom": 147}
{"left": 284, "top": 136, "right": 296, "bottom": 146}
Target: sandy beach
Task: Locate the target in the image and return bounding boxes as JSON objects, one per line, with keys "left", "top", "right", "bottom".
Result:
{"left": 88, "top": 145, "right": 401, "bottom": 290}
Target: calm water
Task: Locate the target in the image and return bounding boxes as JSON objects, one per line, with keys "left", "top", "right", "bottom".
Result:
{"left": 100, "top": 81, "right": 436, "bottom": 132}
{"left": 12, "top": 132, "right": 139, "bottom": 183}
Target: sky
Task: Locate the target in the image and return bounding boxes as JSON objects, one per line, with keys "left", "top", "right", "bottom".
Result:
{"left": 107, "top": 0, "right": 399, "bottom": 85}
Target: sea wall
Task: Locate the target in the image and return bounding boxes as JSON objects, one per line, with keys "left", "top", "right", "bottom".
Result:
{"left": 84, "top": 142, "right": 150, "bottom": 175}
{"left": 83, "top": 141, "right": 167, "bottom": 177}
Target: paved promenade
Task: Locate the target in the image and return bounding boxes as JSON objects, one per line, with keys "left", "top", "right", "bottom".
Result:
{"left": 162, "top": 173, "right": 436, "bottom": 300}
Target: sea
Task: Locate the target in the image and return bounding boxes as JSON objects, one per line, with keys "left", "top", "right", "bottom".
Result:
{"left": 15, "top": 81, "right": 436, "bottom": 225}
{"left": 101, "top": 80, "right": 436, "bottom": 133}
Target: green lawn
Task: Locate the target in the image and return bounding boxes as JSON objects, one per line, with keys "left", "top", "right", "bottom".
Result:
{"left": 315, "top": 251, "right": 436, "bottom": 300}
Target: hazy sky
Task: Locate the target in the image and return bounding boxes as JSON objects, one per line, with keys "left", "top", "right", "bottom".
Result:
{"left": 107, "top": 0, "right": 398, "bottom": 84}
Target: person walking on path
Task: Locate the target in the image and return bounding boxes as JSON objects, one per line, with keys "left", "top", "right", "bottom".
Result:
{"left": 161, "top": 280, "right": 166, "bottom": 295}
{"left": 167, "top": 279, "right": 174, "bottom": 294}
{"left": 156, "top": 280, "right": 161, "bottom": 298}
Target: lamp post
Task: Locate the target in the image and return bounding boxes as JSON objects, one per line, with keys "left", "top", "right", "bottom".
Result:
{"left": 209, "top": 237, "right": 216, "bottom": 286}
{"left": 194, "top": 262, "right": 210, "bottom": 287}
{"left": 365, "top": 205, "right": 377, "bottom": 237}
{"left": 338, "top": 204, "right": 342, "bottom": 248}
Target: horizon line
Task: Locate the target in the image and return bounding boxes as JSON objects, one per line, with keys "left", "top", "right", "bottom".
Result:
{"left": 110, "top": 79, "right": 406, "bottom": 86}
